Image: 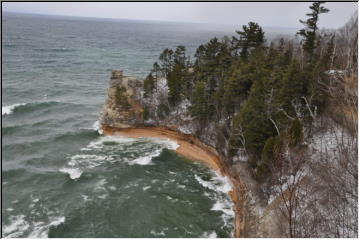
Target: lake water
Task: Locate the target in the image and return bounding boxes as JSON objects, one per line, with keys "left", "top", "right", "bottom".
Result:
{"left": 2, "top": 12, "right": 241, "bottom": 238}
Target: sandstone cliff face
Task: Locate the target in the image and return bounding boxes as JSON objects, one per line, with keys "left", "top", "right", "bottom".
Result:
{"left": 100, "top": 70, "right": 144, "bottom": 128}
{"left": 100, "top": 70, "right": 199, "bottom": 138}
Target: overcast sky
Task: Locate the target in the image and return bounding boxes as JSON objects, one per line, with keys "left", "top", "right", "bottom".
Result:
{"left": 2, "top": 2, "right": 358, "bottom": 29}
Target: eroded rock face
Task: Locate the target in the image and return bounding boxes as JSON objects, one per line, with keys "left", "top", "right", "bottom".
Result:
{"left": 100, "top": 70, "right": 144, "bottom": 128}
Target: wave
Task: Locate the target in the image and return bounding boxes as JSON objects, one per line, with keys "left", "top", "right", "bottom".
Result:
{"left": 195, "top": 170, "right": 234, "bottom": 233}
{"left": 53, "top": 129, "right": 98, "bottom": 143}
{"left": 59, "top": 168, "right": 83, "bottom": 180}
{"left": 211, "top": 200, "right": 235, "bottom": 216}
{"left": 194, "top": 171, "right": 232, "bottom": 194}
{"left": 92, "top": 120, "right": 103, "bottom": 134}
{"left": 2, "top": 215, "right": 29, "bottom": 238}
{"left": 28, "top": 216, "right": 65, "bottom": 238}
{"left": 2, "top": 101, "right": 64, "bottom": 116}
{"left": 36, "top": 48, "right": 76, "bottom": 53}
{"left": 201, "top": 231, "right": 217, "bottom": 238}
{"left": 2, "top": 103, "right": 27, "bottom": 116}
{"left": 131, "top": 149, "right": 162, "bottom": 165}
{"left": 60, "top": 135, "right": 181, "bottom": 180}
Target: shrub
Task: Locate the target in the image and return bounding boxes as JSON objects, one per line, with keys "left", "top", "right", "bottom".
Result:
{"left": 157, "top": 103, "right": 170, "bottom": 120}
{"left": 288, "top": 118, "right": 303, "bottom": 147}
{"left": 115, "top": 86, "right": 131, "bottom": 110}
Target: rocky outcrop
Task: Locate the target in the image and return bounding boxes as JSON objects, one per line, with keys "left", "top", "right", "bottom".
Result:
{"left": 100, "top": 70, "right": 276, "bottom": 238}
{"left": 100, "top": 70, "right": 144, "bottom": 128}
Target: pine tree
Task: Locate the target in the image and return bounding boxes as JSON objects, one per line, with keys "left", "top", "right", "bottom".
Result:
{"left": 190, "top": 81, "right": 207, "bottom": 123}
{"left": 233, "top": 22, "right": 265, "bottom": 59}
{"left": 159, "top": 48, "right": 174, "bottom": 78}
{"left": 144, "top": 73, "right": 155, "bottom": 98}
{"left": 298, "top": 2, "right": 330, "bottom": 61}
{"left": 167, "top": 63, "right": 183, "bottom": 105}
{"left": 229, "top": 65, "right": 276, "bottom": 165}
{"left": 277, "top": 60, "right": 308, "bottom": 116}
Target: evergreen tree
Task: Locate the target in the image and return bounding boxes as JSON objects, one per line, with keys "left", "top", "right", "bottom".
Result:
{"left": 229, "top": 65, "right": 276, "bottom": 166}
{"left": 174, "top": 45, "right": 187, "bottom": 67}
{"left": 190, "top": 81, "right": 207, "bottom": 123}
{"left": 144, "top": 73, "right": 155, "bottom": 98}
{"left": 297, "top": 2, "right": 330, "bottom": 61}
{"left": 223, "top": 47, "right": 266, "bottom": 115}
{"left": 277, "top": 60, "right": 308, "bottom": 116}
{"left": 159, "top": 48, "right": 174, "bottom": 78}
{"left": 167, "top": 63, "right": 183, "bottom": 105}
{"left": 233, "top": 22, "right": 265, "bottom": 59}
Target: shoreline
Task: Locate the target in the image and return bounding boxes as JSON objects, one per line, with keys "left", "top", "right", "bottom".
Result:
{"left": 102, "top": 125, "right": 221, "bottom": 170}
{"left": 101, "top": 125, "right": 244, "bottom": 237}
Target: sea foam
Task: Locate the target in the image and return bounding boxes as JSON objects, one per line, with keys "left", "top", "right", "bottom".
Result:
{"left": 195, "top": 171, "right": 232, "bottom": 194}
{"left": 28, "top": 216, "right": 65, "bottom": 238}
{"left": 2, "top": 103, "right": 26, "bottom": 116}
{"left": 2, "top": 215, "right": 30, "bottom": 238}
{"left": 92, "top": 120, "right": 103, "bottom": 134}
{"left": 59, "top": 168, "right": 82, "bottom": 179}
{"left": 195, "top": 170, "right": 235, "bottom": 233}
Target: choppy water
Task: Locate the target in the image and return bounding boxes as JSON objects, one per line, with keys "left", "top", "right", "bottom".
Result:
{"left": 2, "top": 12, "right": 239, "bottom": 238}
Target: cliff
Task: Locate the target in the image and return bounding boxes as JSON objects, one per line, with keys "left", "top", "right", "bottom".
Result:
{"left": 100, "top": 70, "right": 278, "bottom": 238}
{"left": 100, "top": 70, "right": 144, "bottom": 128}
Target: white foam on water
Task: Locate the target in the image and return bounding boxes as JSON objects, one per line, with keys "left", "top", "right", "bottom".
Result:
{"left": 82, "top": 195, "right": 89, "bottom": 201}
{"left": 195, "top": 170, "right": 235, "bottom": 233}
{"left": 68, "top": 154, "right": 113, "bottom": 168}
{"left": 28, "top": 216, "right": 65, "bottom": 238}
{"left": 143, "top": 186, "right": 151, "bottom": 191}
{"left": 88, "top": 135, "right": 136, "bottom": 149}
{"left": 149, "top": 137, "right": 180, "bottom": 150}
{"left": 211, "top": 200, "right": 235, "bottom": 216}
{"left": 60, "top": 135, "right": 181, "bottom": 184}
{"left": 59, "top": 168, "right": 82, "bottom": 179}
{"left": 128, "top": 138, "right": 179, "bottom": 165}
{"left": 150, "top": 230, "right": 166, "bottom": 236}
{"left": 50, "top": 216, "right": 65, "bottom": 226}
{"left": 201, "top": 231, "right": 217, "bottom": 238}
{"left": 95, "top": 178, "right": 107, "bottom": 191}
{"left": 130, "top": 149, "right": 162, "bottom": 165}
{"left": 2, "top": 103, "right": 27, "bottom": 116}
{"left": 97, "top": 194, "right": 108, "bottom": 199}
{"left": 2, "top": 215, "right": 30, "bottom": 238}
{"left": 194, "top": 171, "right": 232, "bottom": 194}
{"left": 92, "top": 120, "right": 103, "bottom": 134}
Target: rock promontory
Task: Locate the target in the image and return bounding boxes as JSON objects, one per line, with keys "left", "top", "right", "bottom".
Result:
{"left": 100, "top": 70, "right": 144, "bottom": 128}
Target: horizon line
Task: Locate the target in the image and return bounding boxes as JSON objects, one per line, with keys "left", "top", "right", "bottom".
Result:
{"left": 3, "top": 10, "right": 298, "bottom": 30}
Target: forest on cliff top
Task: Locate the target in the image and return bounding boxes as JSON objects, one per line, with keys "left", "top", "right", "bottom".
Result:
{"left": 136, "top": 2, "right": 358, "bottom": 237}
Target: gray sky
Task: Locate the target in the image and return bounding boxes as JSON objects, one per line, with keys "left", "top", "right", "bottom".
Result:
{"left": 2, "top": 2, "right": 358, "bottom": 29}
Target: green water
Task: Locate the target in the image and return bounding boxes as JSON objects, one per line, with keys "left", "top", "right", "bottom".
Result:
{"left": 2, "top": 12, "right": 235, "bottom": 237}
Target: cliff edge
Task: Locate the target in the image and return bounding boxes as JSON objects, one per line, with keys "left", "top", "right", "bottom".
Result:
{"left": 100, "top": 70, "right": 278, "bottom": 238}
